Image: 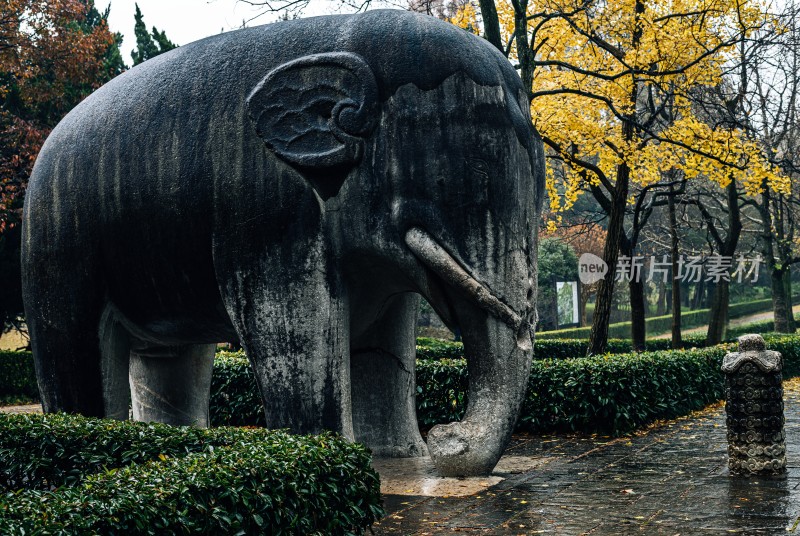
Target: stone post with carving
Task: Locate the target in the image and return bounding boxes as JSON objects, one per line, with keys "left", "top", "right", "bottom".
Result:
{"left": 722, "top": 334, "right": 786, "bottom": 476}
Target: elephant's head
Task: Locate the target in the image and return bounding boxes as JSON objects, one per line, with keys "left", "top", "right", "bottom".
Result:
{"left": 246, "top": 11, "right": 544, "bottom": 477}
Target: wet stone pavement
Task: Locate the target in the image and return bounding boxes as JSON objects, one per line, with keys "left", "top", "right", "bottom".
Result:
{"left": 373, "top": 378, "right": 800, "bottom": 535}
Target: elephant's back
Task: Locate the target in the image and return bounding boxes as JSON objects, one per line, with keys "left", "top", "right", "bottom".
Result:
{"left": 28, "top": 9, "right": 521, "bottom": 201}
{"left": 35, "top": 8, "right": 521, "bottom": 153}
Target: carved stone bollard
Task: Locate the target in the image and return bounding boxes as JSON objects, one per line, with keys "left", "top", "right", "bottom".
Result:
{"left": 723, "top": 334, "right": 786, "bottom": 476}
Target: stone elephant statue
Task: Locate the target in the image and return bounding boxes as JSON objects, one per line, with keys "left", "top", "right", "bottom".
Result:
{"left": 22, "top": 10, "right": 544, "bottom": 477}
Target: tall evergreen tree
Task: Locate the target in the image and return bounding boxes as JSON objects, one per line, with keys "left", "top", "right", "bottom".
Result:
{"left": 152, "top": 28, "right": 177, "bottom": 54}
{"left": 131, "top": 4, "right": 177, "bottom": 66}
{"left": 89, "top": 3, "right": 127, "bottom": 76}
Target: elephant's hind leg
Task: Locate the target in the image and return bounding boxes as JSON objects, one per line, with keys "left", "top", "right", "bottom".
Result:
{"left": 129, "top": 343, "right": 215, "bottom": 427}
{"left": 98, "top": 307, "right": 132, "bottom": 420}
{"left": 351, "top": 292, "right": 428, "bottom": 457}
{"left": 23, "top": 248, "right": 107, "bottom": 416}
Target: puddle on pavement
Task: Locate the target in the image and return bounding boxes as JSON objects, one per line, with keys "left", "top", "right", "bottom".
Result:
{"left": 372, "top": 455, "right": 555, "bottom": 497}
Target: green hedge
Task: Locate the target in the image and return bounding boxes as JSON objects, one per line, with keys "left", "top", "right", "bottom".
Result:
{"left": 0, "top": 351, "right": 37, "bottom": 404}
{"left": 416, "top": 337, "right": 465, "bottom": 360}
{"left": 0, "top": 413, "right": 382, "bottom": 535}
{"left": 206, "top": 334, "right": 800, "bottom": 434}
{"left": 415, "top": 358, "right": 468, "bottom": 427}
{"left": 537, "top": 298, "right": 774, "bottom": 339}
{"left": 210, "top": 351, "right": 266, "bottom": 427}
{"left": 519, "top": 347, "right": 728, "bottom": 432}
{"left": 419, "top": 336, "right": 709, "bottom": 361}
{"left": 415, "top": 333, "right": 800, "bottom": 434}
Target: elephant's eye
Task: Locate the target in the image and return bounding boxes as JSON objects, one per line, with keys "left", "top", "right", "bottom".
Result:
{"left": 466, "top": 157, "right": 490, "bottom": 179}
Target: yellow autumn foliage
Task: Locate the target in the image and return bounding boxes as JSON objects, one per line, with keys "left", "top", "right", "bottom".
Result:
{"left": 447, "top": 2, "right": 480, "bottom": 30}
{"left": 492, "top": 0, "right": 788, "bottom": 215}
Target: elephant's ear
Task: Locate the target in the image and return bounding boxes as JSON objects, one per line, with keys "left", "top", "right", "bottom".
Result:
{"left": 247, "top": 52, "right": 379, "bottom": 193}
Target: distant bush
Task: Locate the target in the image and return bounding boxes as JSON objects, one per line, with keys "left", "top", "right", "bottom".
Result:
{"left": 0, "top": 351, "right": 37, "bottom": 404}
{"left": 0, "top": 413, "right": 382, "bottom": 535}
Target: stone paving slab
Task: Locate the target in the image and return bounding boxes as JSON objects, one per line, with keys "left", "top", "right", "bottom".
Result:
{"left": 373, "top": 379, "right": 800, "bottom": 535}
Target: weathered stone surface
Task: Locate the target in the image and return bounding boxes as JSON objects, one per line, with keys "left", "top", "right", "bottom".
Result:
{"left": 21, "top": 10, "right": 544, "bottom": 476}
{"left": 723, "top": 334, "right": 786, "bottom": 476}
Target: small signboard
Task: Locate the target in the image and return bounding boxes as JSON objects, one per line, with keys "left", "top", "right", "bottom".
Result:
{"left": 556, "top": 281, "right": 580, "bottom": 327}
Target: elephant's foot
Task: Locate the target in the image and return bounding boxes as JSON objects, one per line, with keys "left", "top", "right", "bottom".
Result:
{"left": 367, "top": 438, "right": 429, "bottom": 459}
{"left": 427, "top": 421, "right": 503, "bottom": 477}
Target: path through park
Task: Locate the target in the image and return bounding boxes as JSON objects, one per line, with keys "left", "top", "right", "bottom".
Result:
{"left": 651, "top": 304, "right": 800, "bottom": 339}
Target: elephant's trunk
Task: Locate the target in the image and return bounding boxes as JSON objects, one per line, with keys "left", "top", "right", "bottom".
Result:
{"left": 405, "top": 228, "right": 533, "bottom": 477}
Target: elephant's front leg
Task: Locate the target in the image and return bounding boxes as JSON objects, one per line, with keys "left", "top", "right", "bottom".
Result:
{"left": 351, "top": 292, "right": 428, "bottom": 457}
{"left": 217, "top": 247, "right": 353, "bottom": 438}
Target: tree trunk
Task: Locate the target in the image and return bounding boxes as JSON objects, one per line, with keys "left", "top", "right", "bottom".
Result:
{"left": 578, "top": 289, "right": 587, "bottom": 327}
{"left": 587, "top": 0, "right": 642, "bottom": 356}
{"left": 772, "top": 267, "right": 792, "bottom": 332}
{"left": 656, "top": 281, "right": 667, "bottom": 316}
{"left": 588, "top": 166, "right": 629, "bottom": 355}
{"left": 682, "top": 279, "right": 690, "bottom": 308}
{"left": 478, "top": 0, "right": 504, "bottom": 53}
{"left": 629, "top": 278, "right": 646, "bottom": 351}
{"left": 619, "top": 235, "right": 646, "bottom": 351}
{"left": 784, "top": 270, "right": 794, "bottom": 331}
{"left": 706, "top": 280, "right": 729, "bottom": 345}
{"left": 706, "top": 180, "right": 741, "bottom": 346}
{"left": 668, "top": 190, "right": 682, "bottom": 349}
{"left": 692, "top": 279, "right": 700, "bottom": 310}
{"left": 755, "top": 188, "right": 793, "bottom": 333}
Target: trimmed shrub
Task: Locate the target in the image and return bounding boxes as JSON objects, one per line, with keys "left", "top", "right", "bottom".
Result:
{"left": 538, "top": 298, "right": 774, "bottom": 339}
{"left": 5, "top": 332, "right": 800, "bottom": 438}
{"left": 519, "top": 347, "right": 729, "bottom": 432}
{"left": 0, "top": 413, "right": 382, "bottom": 535}
{"left": 764, "top": 333, "right": 800, "bottom": 377}
{"left": 0, "top": 350, "right": 37, "bottom": 403}
{"left": 210, "top": 351, "right": 265, "bottom": 427}
{"left": 415, "top": 334, "right": 800, "bottom": 435}
{"left": 534, "top": 337, "right": 708, "bottom": 359}
{"left": 416, "top": 337, "right": 464, "bottom": 360}
{"left": 415, "top": 357, "right": 468, "bottom": 427}
{"left": 416, "top": 336, "right": 709, "bottom": 361}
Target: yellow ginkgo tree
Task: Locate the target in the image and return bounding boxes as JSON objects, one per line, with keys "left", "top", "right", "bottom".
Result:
{"left": 458, "top": 0, "right": 790, "bottom": 353}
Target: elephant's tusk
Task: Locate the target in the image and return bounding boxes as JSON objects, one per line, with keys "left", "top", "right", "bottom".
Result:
{"left": 404, "top": 227, "right": 523, "bottom": 331}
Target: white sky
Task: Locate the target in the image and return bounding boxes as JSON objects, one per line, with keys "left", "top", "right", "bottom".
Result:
{"left": 93, "top": 1, "right": 371, "bottom": 64}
